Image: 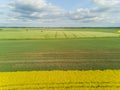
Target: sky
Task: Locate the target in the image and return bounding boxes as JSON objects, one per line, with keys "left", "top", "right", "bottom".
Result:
{"left": 0, "top": 0, "right": 120, "bottom": 27}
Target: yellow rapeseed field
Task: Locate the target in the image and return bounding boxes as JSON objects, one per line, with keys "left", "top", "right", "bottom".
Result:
{"left": 117, "top": 30, "right": 120, "bottom": 34}
{"left": 0, "top": 70, "right": 120, "bottom": 90}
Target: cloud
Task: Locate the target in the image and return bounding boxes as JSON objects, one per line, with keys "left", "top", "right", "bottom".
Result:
{"left": 8, "top": 0, "right": 65, "bottom": 20}
{"left": 1, "top": 0, "right": 120, "bottom": 27}
{"left": 65, "top": 0, "right": 120, "bottom": 24}
{"left": 94, "top": 0, "right": 120, "bottom": 7}
{"left": 68, "top": 7, "right": 109, "bottom": 23}
{"left": 68, "top": 8, "right": 95, "bottom": 20}
{"left": 92, "top": 1, "right": 119, "bottom": 14}
{"left": 7, "top": 0, "right": 120, "bottom": 25}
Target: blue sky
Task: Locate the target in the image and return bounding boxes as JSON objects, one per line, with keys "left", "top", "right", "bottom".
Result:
{"left": 48, "top": 0, "right": 94, "bottom": 10}
{"left": 0, "top": 0, "right": 120, "bottom": 27}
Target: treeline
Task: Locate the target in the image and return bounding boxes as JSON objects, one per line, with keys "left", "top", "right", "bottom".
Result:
{"left": 0, "top": 27, "right": 120, "bottom": 29}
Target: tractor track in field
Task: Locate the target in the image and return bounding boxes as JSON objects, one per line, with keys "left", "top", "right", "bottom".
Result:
{"left": 1, "top": 81, "right": 120, "bottom": 89}
{"left": 0, "top": 50, "right": 120, "bottom": 54}
{"left": 0, "top": 59, "right": 120, "bottom": 63}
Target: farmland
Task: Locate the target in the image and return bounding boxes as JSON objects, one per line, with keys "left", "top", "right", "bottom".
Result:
{"left": 0, "top": 38, "right": 120, "bottom": 71}
{"left": 0, "top": 28, "right": 120, "bottom": 89}
{"left": 0, "top": 28, "right": 120, "bottom": 71}
{"left": 0, "top": 70, "right": 120, "bottom": 90}
{"left": 0, "top": 28, "right": 119, "bottom": 40}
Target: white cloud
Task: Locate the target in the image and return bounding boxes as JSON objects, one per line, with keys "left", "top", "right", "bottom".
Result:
{"left": 0, "top": 0, "right": 120, "bottom": 27}
{"left": 94, "top": 0, "right": 120, "bottom": 7}
{"left": 8, "top": 0, "right": 64, "bottom": 20}
{"left": 68, "top": 7, "right": 109, "bottom": 23}
{"left": 68, "top": 8, "right": 94, "bottom": 20}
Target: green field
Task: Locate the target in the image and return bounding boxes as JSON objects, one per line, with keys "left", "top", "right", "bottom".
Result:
{"left": 0, "top": 28, "right": 119, "bottom": 40}
{"left": 0, "top": 28, "right": 120, "bottom": 71}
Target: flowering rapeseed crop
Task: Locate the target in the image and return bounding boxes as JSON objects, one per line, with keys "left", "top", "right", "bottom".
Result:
{"left": 0, "top": 70, "right": 120, "bottom": 90}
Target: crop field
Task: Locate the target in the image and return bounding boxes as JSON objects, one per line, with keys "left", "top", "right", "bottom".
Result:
{"left": 0, "top": 28, "right": 119, "bottom": 40}
{"left": 0, "top": 28, "right": 120, "bottom": 89}
{"left": 0, "top": 38, "right": 120, "bottom": 71}
{"left": 0, "top": 70, "right": 120, "bottom": 90}
{"left": 0, "top": 28, "right": 120, "bottom": 71}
